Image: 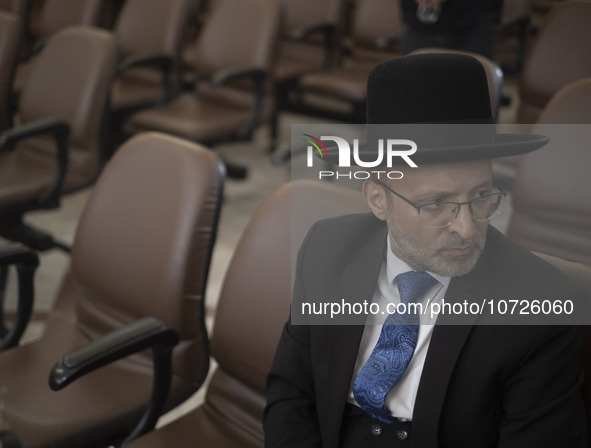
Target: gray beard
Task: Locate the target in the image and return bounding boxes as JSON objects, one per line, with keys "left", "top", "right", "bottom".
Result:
{"left": 388, "top": 224, "right": 487, "bottom": 277}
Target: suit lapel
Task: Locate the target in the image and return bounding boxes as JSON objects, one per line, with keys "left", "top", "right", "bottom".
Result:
{"left": 323, "top": 224, "right": 387, "bottom": 447}
{"left": 412, "top": 248, "right": 490, "bottom": 448}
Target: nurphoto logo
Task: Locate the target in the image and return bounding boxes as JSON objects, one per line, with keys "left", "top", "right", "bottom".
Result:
{"left": 303, "top": 134, "right": 418, "bottom": 180}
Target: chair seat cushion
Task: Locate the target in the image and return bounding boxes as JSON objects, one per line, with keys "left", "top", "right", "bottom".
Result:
{"left": 0, "top": 314, "right": 195, "bottom": 448}
{"left": 125, "top": 92, "right": 253, "bottom": 143}
{"left": 298, "top": 61, "right": 377, "bottom": 103}
{"left": 125, "top": 380, "right": 263, "bottom": 448}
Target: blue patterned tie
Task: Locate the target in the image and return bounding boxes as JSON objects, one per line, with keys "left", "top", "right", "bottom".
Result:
{"left": 353, "top": 271, "right": 438, "bottom": 423}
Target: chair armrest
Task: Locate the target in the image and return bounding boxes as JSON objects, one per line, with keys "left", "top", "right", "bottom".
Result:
{"left": 117, "top": 53, "right": 172, "bottom": 74}
{"left": 117, "top": 54, "right": 173, "bottom": 103}
{"left": 211, "top": 66, "right": 266, "bottom": 88}
{"left": 49, "top": 317, "right": 180, "bottom": 444}
{"left": 0, "top": 245, "right": 39, "bottom": 350}
{"left": 0, "top": 117, "right": 70, "bottom": 209}
{"left": 211, "top": 67, "right": 267, "bottom": 140}
{"left": 292, "top": 23, "right": 336, "bottom": 68}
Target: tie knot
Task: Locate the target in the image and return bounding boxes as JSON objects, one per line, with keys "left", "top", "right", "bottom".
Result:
{"left": 395, "top": 271, "right": 438, "bottom": 305}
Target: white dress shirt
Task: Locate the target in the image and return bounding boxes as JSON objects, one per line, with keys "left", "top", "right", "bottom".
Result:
{"left": 347, "top": 238, "right": 451, "bottom": 421}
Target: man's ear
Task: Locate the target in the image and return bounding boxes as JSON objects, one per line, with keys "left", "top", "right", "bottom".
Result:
{"left": 362, "top": 181, "right": 387, "bottom": 221}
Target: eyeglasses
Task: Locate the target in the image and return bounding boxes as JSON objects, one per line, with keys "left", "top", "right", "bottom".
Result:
{"left": 373, "top": 180, "right": 506, "bottom": 229}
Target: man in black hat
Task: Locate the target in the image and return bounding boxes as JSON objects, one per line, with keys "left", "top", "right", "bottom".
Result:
{"left": 264, "top": 53, "right": 587, "bottom": 447}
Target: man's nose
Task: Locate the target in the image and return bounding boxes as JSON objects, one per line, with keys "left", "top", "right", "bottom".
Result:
{"left": 448, "top": 203, "right": 476, "bottom": 240}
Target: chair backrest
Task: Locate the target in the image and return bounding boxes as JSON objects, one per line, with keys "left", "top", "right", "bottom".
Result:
{"left": 207, "top": 180, "right": 367, "bottom": 441}
{"left": 517, "top": 0, "right": 591, "bottom": 123}
{"left": 32, "top": 0, "right": 102, "bottom": 39}
{"left": 536, "top": 77, "right": 591, "bottom": 124}
{"left": 502, "top": 0, "right": 532, "bottom": 19}
{"left": 69, "top": 131, "right": 224, "bottom": 390}
{"left": 351, "top": 0, "right": 403, "bottom": 62}
{"left": 410, "top": 47, "right": 504, "bottom": 121}
{"left": 274, "top": 0, "right": 348, "bottom": 80}
{"left": 190, "top": 0, "right": 281, "bottom": 120}
{"left": 508, "top": 79, "right": 591, "bottom": 265}
{"left": 17, "top": 25, "right": 117, "bottom": 190}
{"left": 193, "top": 0, "right": 280, "bottom": 80}
{"left": 282, "top": 0, "right": 344, "bottom": 36}
{"left": 114, "top": 0, "right": 194, "bottom": 61}
{"left": 110, "top": 0, "right": 196, "bottom": 106}
{"left": 494, "top": 0, "right": 531, "bottom": 73}
{"left": 0, "top": 11, "right": 19, "bottom": 131}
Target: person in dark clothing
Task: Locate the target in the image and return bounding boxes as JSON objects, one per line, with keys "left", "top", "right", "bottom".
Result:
{"left": 400, "top": 0, "right": 503, "bottom": 59}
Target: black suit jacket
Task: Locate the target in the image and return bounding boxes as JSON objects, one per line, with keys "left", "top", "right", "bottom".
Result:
{"left": 264, "top": 213, "right": 587, "bottom": 448}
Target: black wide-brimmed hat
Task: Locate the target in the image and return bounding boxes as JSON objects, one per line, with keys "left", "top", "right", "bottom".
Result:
{"left": 321, "top": 53, "right": 548, "bottom": 165}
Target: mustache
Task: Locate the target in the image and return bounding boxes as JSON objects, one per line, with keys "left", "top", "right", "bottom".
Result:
{"left": 438, "top": 234, "right": 486, "bottom": 250}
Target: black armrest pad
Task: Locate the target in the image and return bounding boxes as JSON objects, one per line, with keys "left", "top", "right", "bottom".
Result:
{"left": 292, "top": 22, "right": 334, "bottom": 40}
{"left": 0, "top": 245, "right": 39, "bottom": 268}
{"left": 211, "top": 67, "right": 266, "bottom": 87}
{"left": 0, "top": 117, "right": 70, "bottom": 208}
{"left": 0, "top": 117, "right": 69, "bottom": 150}
{"left": 49, "top": 317, "right": 179, "bottom": 391}
{"left": 117, "top": 54, "right": 173, "bottom": 103}
{"left": 0, "top": 245, "right": 39, "bottom": 351}
{"left": 117, "top": 53, "right": 172, "bottom": 75}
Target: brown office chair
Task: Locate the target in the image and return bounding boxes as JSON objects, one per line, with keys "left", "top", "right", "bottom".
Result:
{"left": 124, "top": 0, "right": 281, "bottom": 179}
{"left": 274, "top": 0, "right": 347, "bottom": 84}
{"left": 108, "top": 180, "right": 367, "bottom": 448}
{"left": 11, "top": 0, "right": 103, "bottom": 94}
{"left": 0, "top": 131, "right": 224, "bottom": 448}
{"left": 270, "top": 0, "right": 349, "bottom": 149}
{"left": 494, "top": 0, "right": 532, "bottom": 74}
{"left": 535, "top": 77, "right": 591, "bottom": 124}
{"left": 516, "top": 0, "right": 591, "bottom": 124}
{"left": 0, "top": 11, "right": 19, "bottom": 131}
{"left": 271, "top": 0, "right": 348, "bottom": 109}
{"left": 0, "top": 0, "right": 30, "bottom": 62}
{"left": 507, "top": 79, "right": 591, "bottom": 265}
{"left": 287, "top": 0, "right": 402, "bottom": 124}
{"left": 109, "top": 0, "right": 197, "bottom": 115}
{"left": 532, "top": 251, "right": 591, "bottom": 441}
{"left": 0, "top": 9, "right": 23, "bottom": 342}
{"left": 0, "top": 25, "right": 116, "bottom": 252}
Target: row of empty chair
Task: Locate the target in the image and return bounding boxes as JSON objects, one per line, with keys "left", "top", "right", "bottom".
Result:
{"left": 4, "top": 0, "right": 589, "bottom": 128}
{"left": 0, "top": 0, "right": 280, "bottom": 253}
{"left": 2, "top": 0, "right": 590, "bottom": 151}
